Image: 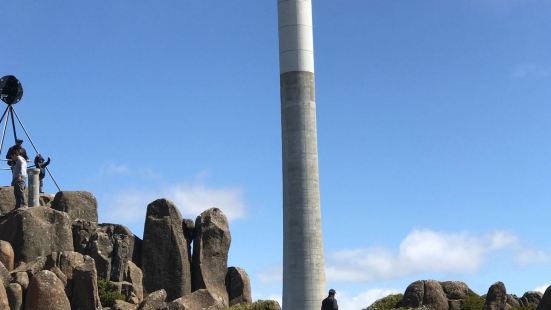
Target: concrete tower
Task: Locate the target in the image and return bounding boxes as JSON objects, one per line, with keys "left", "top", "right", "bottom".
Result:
{"left": 278, "top": 1, "right": 326, "bottom": 309}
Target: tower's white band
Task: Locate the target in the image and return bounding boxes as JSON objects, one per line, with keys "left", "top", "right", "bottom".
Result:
{"left": 278, "top": 0, "right": 315, "bottom": 73}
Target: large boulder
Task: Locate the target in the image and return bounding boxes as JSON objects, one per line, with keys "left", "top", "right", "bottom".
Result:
{"left": 0, "top": 279, "right": 8, "bottom": 309}
{"left": 0, "top": 206, "right": 73, "bottom": 264}
{"left": 45, "top": 251, "right": 101, "bottom": 310}
{"left": 24, "top": 270, "right": 71, "bottom": 310}
{"left": 519, "top": 291, "right": 542, "bottom": 308}
{"left": 72, "top": 220, "right": 141, "bottom": 281}
{"left": 226, "top": 267, "right": 252, "bottom": 306}
{"left": 191, "top": 208, "right": 231, "bottom": 306}
{"left": 423, "top": 280, "right": 449, "bottom": 310}
{"left": 142, "top": 199, "right": 191, "bottom": 300}
{"left": 172, "top": 289, "right": 225, "bottom": 310}
{"left": 112, "top": 299, "right": 138, "bottom": 310}
{"left": 124, "top": 261, "right": 144, "bottom": 303}
{"left": 52, "top": 191, "right": 98, "bottom": 222}
{"left": 0, "top": 240, "right": 14, "bottom": 271}
{"left": 0, "top": 186, "right": 17, "bottom": 215}
{"left": 484, "top": 282, "right": 509, "bottom": 310}
{"left": 137, "top": 289, "right": 167, "bottom": 310}
{"left": 441, "top": 281, "right": 472, "bottom": 300}
{"left": 7, "top": 282, "right": 22, "bottom": 310}
{"left": 537, "top": 286, "right": 551, "bottom": 310}
{"left": 401, "top": 280, "right": 425, "bottom": 307}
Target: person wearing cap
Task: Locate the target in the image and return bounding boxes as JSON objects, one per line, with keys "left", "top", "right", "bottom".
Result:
{"left": 6, "top": 139, "right": 28, "bottom": 166}
{"left": 321, "top": 289, "right": 339, "bottom": 310}
{"left": 34, "top": 154, "right": 51, "bottom": 193}
{"left": 11, "top": 149, "right": 27, "bottom": 209}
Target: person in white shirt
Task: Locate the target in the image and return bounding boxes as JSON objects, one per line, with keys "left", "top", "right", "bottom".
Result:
{"left": 11, "top": 150, "right": 27, "bottom": 209}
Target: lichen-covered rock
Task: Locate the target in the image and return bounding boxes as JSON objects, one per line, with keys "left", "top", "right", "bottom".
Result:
{"left": 72, "top": 220, "right": 141, "bottom": 282}
{"left": 192, "top": 208, "right": 231, "bottom": 306}
{"left": 441, "top": 281, "right": 472, "bottom": 300}
{"left": 0, "top": 186, "right": 17, "bottom": 215}
{"left": 484, "top": 282, "right": 508, "bottom": 310}
{"left": 0, "top": 261, "right": 10, "bottom": 287}
{"left": 137, "top": 289, "right": 167, "bottom": 310}
{"left": 45, "top": 251, "right": 101, "bottom": 310}
{"left": 7, "top": 282, "right": 22, "bottom": 310}
{"left": 0, "top": 278, "right": 9, "bottom": 309}
{"left": 124, "top": 261, "right": 143, "bottom": 303}
{"left": 12, "top": 272, "right": 29, "bottom": 290}
{"left": 52, "top": 191, "right": 98, "bottom": 222}
{"left": 11, "top": 256, "right": 47, "bottom": 278}
{"left": 537, "top": 286, "right": 551, "bottom": 310}
{"left": 172, "top": 289, "right": 225, "bottom": 310}
{"left": 0, "top": 240, "right": 14, "bottom": 271}
{"left": 24, "top": 270, "right": 71, "bottom": 310}
{"left": 112, "top": 299, "right": 138, "bottom": 310}
{"left": 142, "top": 199, "right": 190, "bottom": 300}
{"left": 519, "top": 291, "right": 542, "bottom": 308}
{"left": 226, "top": 267, "right": 252, "bottom": 306}
{"left": 423, "top": 280, "right": 449, "bottom": 310}
{"left": 401, "top": 280, "right": 425, "bottom": 307}
{"left": 0, "top": 206, "right": 73, "bottom": 264}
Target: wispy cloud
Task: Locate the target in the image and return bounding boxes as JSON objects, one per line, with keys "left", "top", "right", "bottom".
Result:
{"left": 99, "top": 162, "right": 130, "bottom": 176}
{"left": 338, "top": 288, "right": 402, "bottom": 310}
{"left": 510, "top": 63, "right": 551, "bottom": 79}
{"left": 534, "top": 284, "right": 550, "bottom": 294}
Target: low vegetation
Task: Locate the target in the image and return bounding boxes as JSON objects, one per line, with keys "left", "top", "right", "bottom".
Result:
{"left": 97, "top": 279, "right": 126, "bottom": 307}
{"left": 363, "top": 294, "right": 403, "bottom": 310}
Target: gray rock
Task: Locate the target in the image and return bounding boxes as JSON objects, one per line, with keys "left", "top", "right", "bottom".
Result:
{"left": 401, "top": 280, "right": 425, "bottom": 307}
{"left": 45, "top": 251, "right": 101, "bottom": 310}
{"left": 137, "top": 289, "right": 167, "bottom": 310}
{"left": 72, "top": 220, "right": 141, "bottom": 282}
{"left": 49, "top": 266, "right": 68, "bottom": 287}
{"left": 507, "top": 294, "right": 521, "bottom": 308}
{"left": 423, "top": 280, "right": 449, "bottom": 310}
{"left": 39, "top": 193, "right": 55, "bottom": 207}
{"left": 11, "top": 256, "right": 47, "bottom": 278}
{"left": 24, "top": 270, "right": 71, "bottom": 310}
{"left": 0, "top": 278, "right": 8, "bottom": 309}
{"left": 182, "top": 219, "right": 194, "bottom": 267}
{"left": 0, "top": 240, "right": 14, "bottom": 271}
{"left": 7, "top": 282, "right": 22, "bottom": 310}
{"left": 484, "top": 282, "right": 509, "bottom": 310}
{"left": 537, "top": 286, "right": 551, "bottom": 310}
{"left": 142, "top": 199, "right": 190, "bottom": 300}
{"left": 191, "top": 208, "right": 231, "bottom": 306}
{"left": 0, "top": 186, "right": 17, "bottom": 215}
{"left": 12, "top": 272, "right": 29, "bottom": 290}
{"left": 0, "top": 206, "right": 73, "bottom": 264}
{"left": 112, "top": 281, "right": 141, "bottom": 305}
{"left": 124, "top": 261, "right": 144, "bottom": 303}
{"left": 0, "top": 261, "right": 10, "bottom": 287}
{"left": 226, "top": 267, "right": 252, "bottom": 306}
{"left": 519, "top": 291, "right": 542, "bottom": 308}
{"left": 52, "top": 191, "right": 98, "bottom": 222}
{"left": 112, "top": 299, "right": 138, "bottom": 310}
{"left": 449, "top": 299, "right": 462, "bottom": 310}
{"left": 172, "top": 289, "right": 225, "bottom": 310}
{"left": 441, "top": 281, "right": 472, "bottom": 300}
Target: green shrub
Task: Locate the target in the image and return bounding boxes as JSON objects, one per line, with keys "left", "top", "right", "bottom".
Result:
{"left": 225, "top": 300, "right": 281, "bottom": 310}
{"left": 461, "top": 292, "right": 485, "bottom": 310}
{"left": 363, "top": 294, "right": 404, "bottom": 310}
{"left": 97, "top": 279, "right": 126, "bottom": 307}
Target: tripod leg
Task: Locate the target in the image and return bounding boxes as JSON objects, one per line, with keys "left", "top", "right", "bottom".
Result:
{"left": 11, "top": 107, "right": 61, "bottom": 192}
{"left": 9, "top": 106, "right": 17, "bottom": 142}
{"left": 0, "top": 105, "right": 10, "bottom": 155}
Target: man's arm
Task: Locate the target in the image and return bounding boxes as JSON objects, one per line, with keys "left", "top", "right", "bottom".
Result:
{"left": 333, "top": 299, "right": 338, "bottom": 310}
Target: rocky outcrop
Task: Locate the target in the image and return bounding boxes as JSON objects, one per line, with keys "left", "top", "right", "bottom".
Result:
{"left": 226, "top": 267, "right": 252, "bottom": 306}
{"left": 24, "top": 270, "right": 71, "bottom": 310}
{"left": 136, "top": 289, "right": 167, "bottom": 310}
{"left": 401, "top": 280, "right": 480, "bottom": 310}
{"left": 142, "top": 199, "right": 191, "bottom": 300}
{"left": 45, "top": 251, "right": 101, "bottom": 310}
{"left": 0, "top": 278, "right": 9, "bottom": 309}
{"left": 537, "top": 286, "right": 551, "bottom": 310}
{"left": 7, "top": 282, "right": 22, "bottom": 310}
{"left": 401, "top": 280, "right": 425, "bottom": 307}
{"left": 484, "top": 282, "right": 508, "bottom": 310}
{"left": 0, "top": 186, "right": 18, "bottom": 215}
{"left": 0, "top": 206, "right": 73, "bottom": 264}
{"left": 192, "top": 208, "right": 231, "bottom": 306}
{"left": 72, "top": 220, "right": 142, "bottom": 281}
{"left": 112, "top": 299, "right": 138, "bottom": 310}
{"left": 519, "top": 291, "right": 543, "bottom": 308}
{"left": 0, "top": 240, "right": 14, "bottom": 271}
{"left": 172, "top": 289, "right": 225, "bottom": 310}
{"left": 52, "top": 191, "right": 98, "bottom": 222}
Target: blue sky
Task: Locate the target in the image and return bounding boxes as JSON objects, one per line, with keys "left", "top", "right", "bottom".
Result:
{"left": 2, "top": 0, "right": 551, "bottom": 308}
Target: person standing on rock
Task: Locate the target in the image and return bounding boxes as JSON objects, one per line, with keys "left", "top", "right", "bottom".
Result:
{"left": 321, "top": 289, "right": 339, "bottom": 310}
{"left": 34, "top": 154, "right": 50, "bottom": 193}
{"left": 6, "top": 139, "right": 28, "bottom": 166}
{"left": 11, "top": 149, "right": 27, "bottom": 209}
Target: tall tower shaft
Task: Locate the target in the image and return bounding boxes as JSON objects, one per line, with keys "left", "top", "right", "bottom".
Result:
{"left": 278, "top": 1, "right": 326, "bottom": 309}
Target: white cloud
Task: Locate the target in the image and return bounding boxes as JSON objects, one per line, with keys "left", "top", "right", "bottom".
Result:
{"left": 101, "top": 181, "right": 247, "bottom": 227}
{"left": 516, "top": 250, "right": 551, "bottom": 265}
{"left": 338, "top": 288, "right": 402, "bottom": 310}
{"left": 326, "top": 229, "right": 521, "bottom": 283}
{"left": 534, "top": 284, "right": 550, "bottom": 294}
{"left": 99, "top": 162, "right": 130, "bottom": 176}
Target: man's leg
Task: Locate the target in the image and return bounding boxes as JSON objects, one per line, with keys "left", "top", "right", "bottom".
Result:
{"left": 14, "top": 179, "right": 27, "bottom": 208}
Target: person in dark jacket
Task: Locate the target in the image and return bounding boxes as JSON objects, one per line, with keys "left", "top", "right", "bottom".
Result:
{"left": 6, "top": 139, "right": 28, "bottom": 166}
{"left": 321, "top": 289, "right": 338, "bottom": 310}
{"left": 34, "top": 154, "right": 50, "bottom": 193}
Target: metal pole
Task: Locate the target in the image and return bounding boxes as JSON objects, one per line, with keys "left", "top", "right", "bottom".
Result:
{"left": 0, "top": 105, "right": 10, "bottom": 155}
{"left": 11, "top": 107, "right": 61, "bottom": 192}
{"left": 27, "top": 168, "right": 40, "bottom": 207}
{"left": 9, "top": 106, "right": 17, "bottom": 142}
